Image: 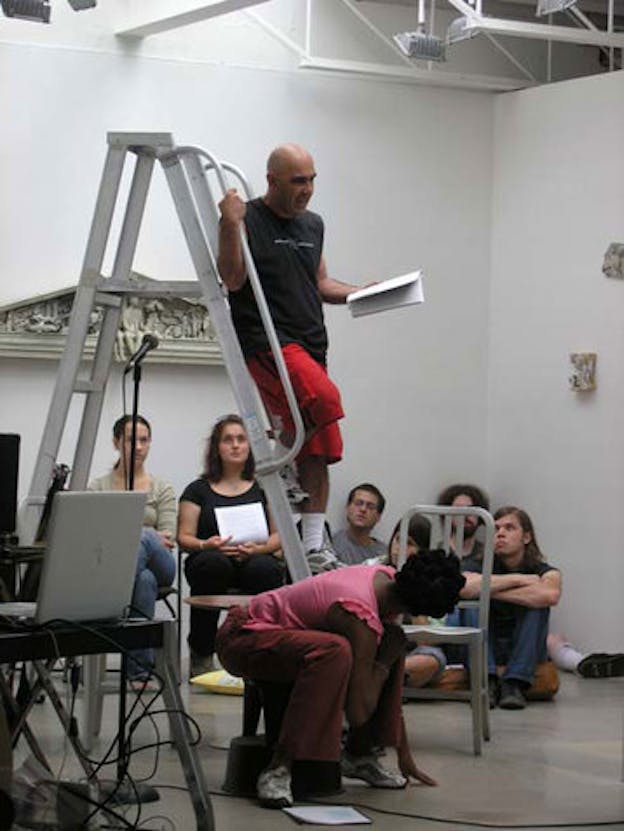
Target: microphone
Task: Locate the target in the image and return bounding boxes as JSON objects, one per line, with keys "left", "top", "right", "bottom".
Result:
{"left": 123, "top": 333, "right": 159, "bottom": 374}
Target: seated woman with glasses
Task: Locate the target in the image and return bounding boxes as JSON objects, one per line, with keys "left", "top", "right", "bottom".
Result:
{"left": 89, "top": 414, "right": 177, "bottom": 683}
{"left": 178, "top": 414, "right": 284, "bottom": 678}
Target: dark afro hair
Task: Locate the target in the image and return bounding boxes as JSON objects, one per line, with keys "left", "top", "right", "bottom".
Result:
{"left": 394, "top": 549, "right": 465, "bottom": 618}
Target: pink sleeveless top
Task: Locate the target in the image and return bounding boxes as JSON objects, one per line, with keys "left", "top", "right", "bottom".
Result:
{"left": 246, "top": 564, "right": 395, "bottom": 643}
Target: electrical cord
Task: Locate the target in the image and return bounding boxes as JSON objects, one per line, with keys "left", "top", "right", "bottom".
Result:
{"left": 1, "top": 616, "right": 194, "bottom": 831}
{"left": 304, "top": 798, "right": 624, "bottom": 829}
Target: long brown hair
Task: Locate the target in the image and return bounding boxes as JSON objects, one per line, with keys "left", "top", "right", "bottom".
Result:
{"left": 202, "top": 414, "right": 255, "bottom": 482}
{"left": 494, "top": 506, "right": 544, "bottom": 568}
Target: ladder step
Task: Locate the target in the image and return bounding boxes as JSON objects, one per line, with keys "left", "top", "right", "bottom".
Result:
{"left": 97, "top": 277, "right": 203, "bottom": 298}
{"left": 93, "top": 291, "right": 123, "bottom": 309}
{"left": 74, "top": 380, "right": 102, "bottom": 394}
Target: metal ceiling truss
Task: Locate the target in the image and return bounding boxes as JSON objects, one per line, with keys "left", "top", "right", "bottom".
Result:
{"left": 114, "top": 0, "right": 622, "bottom": 90}
{"left": 445, "top": 0, "right": 623, "bottom": 47}
{"left": 115, "top": 0, "right": 270, "bottom": 39}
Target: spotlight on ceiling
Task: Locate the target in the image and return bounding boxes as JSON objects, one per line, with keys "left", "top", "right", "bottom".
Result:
{"left": 393, "top": 0, "right": 445, "bottom": 62}
{"left": 446, "top": 16, "right": 478, "bottom": 45}
{"left": 535, "top": 0, "right": 576, "bottom": 15}
{"left": 394, "top": 31, "right": 446, "bottom": 61}
{"left": 1, "top": 0, "right": 50, "bottom": 22}
{"left": 67, "top": 0, "right": 96, "bottom": 8}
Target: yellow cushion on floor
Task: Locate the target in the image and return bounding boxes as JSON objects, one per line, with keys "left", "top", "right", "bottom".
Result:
{"left": 190, "top": 669, "right": 245, "bottom": 695}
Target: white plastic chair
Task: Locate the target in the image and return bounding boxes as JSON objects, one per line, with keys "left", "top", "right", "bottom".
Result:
{"left": 398, "top": 504, "right": 495, "bottom": 756}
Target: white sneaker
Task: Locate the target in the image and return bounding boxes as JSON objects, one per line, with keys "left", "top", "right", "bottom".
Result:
{"left": 341, "top": 752, "right": 406, "bottom": 789}
{"left": 257, "top": 764, "right": 293, "bottom": 808}
{"left": 306, "top": 544, "right": 345, "bottom": 575}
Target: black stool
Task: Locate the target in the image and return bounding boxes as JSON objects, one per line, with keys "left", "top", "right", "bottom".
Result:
{"left": 222, "top": 679, "right": 342, "bottom": 799}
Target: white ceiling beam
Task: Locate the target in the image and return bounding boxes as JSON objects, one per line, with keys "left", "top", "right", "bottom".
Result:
{"left": 116, "top": 0, "right": 270, "bottom": 39}
{"left": 298, "top": 56, "right": 531, "bottom": 91}
{"left": 460, "top": 15, "right": 624, "bottom": 45}
{"left": 447, "top": 0, "right": 624, "bottom": 46}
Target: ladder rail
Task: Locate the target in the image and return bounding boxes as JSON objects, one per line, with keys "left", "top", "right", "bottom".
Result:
{"left": 160, "top": 148, "right": 310, "bottom": 581}
{"left": 110, "top": 152, "right": 156, "bottom": 284}
{"left": 70, "top": 301, "right": 122, "bottom": 490}
{"left": 172, "top": 146, "right": 306, "bottom": 472}
{"left": 72, "top": 151, "right": 157, "bottom": 491}
{"left": 21, "top": 144, "right": 130, "bottom": 543}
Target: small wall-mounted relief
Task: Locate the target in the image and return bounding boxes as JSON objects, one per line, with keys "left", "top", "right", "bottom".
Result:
{"left": 602, "top": 242, "right": 624, "bottom": 279}
{"left": 569, "top": 352, "right": 597, "bottom": 392}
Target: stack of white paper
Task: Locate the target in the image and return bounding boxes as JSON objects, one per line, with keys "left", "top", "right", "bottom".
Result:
{"left": 346, "top": 270, "right": 425, "bottom": 318}
{"left": 214, "top": 503, "right": 268, "bottom": 545}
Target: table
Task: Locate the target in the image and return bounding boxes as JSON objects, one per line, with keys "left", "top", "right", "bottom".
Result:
{"left": 0, "top": 618, "right": 214, "bottom": 831}
{"left": 184, "top": 594, "right": 251, "bottom": 610}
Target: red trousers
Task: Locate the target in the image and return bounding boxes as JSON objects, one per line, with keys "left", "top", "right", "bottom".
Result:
{"left": 216, "top": 606, "right": 404, "bottom": 761}
{"left": 246, "top": 344, "right": 344, "bottom": 464}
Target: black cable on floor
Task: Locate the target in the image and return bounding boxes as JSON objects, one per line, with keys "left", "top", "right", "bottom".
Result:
{"left": 318, "top": 800, "right": 624, "bottom": 829}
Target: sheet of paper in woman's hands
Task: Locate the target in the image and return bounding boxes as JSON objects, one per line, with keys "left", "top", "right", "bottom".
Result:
{"left": 282, "top": 806, "right": 371, "bottom": 825}
{"left": 346, "top": 270, "right": 424, "bottom": 318}
{"left": 214, "top": 503, "right": 268, "bottom": 544}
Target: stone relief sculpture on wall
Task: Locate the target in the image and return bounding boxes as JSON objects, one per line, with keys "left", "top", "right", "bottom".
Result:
{"left": 0, "top": 287, "right": 222, "bottom": 366}
{"left": 602, "top": 242, "right": 624, "bottom": 280}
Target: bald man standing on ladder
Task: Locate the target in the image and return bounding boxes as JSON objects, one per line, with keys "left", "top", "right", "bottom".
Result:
{"left": 218, "top": 143, "right": 361, "bottom": 574}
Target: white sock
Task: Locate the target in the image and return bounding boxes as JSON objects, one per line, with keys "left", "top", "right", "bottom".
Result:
{"left": 301, "top": 513, "right": 325, "bottom": 552}
{"left": 551, "top": 642, "right": 583, "bottom": 673}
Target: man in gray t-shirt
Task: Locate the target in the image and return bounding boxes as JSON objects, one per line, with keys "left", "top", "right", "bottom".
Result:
{"left": 333, "top": 483, "right": 387, "bottom": 565}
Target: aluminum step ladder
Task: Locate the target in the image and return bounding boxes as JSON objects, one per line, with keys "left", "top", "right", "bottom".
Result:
{"left": 20, "top": 131, "right": 311, "bottom": 585}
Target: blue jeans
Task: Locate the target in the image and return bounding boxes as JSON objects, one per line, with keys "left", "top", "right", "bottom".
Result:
{"left": 128, "top": 528, "right": 176, "bottom": 679}
{"left": 447, "top": 604, "right": 550, "bottom": 686}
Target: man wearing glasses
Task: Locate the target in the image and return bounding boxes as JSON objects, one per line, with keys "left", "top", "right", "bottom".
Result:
{"left": 218, "top": 144, "right": 361, "bottom": 573}
{"left": 333, "top": 483, "right": 387, "bottom": 566}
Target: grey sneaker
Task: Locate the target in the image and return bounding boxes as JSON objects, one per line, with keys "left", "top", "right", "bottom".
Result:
{"left": 306, "top": 544, "right": 345, "bottom": 575}
{"left": 341, "top": 752, "right": 406, "bottom": 789}
{"left": 279, "top": 462, "right": 309, "bottom": 505}
{"left": 257, "top": 764, "right": 293, "bottom": 808}
{"left": 499, "top": 680, "right": 526, "bottom": 710}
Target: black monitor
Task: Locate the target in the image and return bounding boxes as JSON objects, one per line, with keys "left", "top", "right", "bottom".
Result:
{"left": 0, "top": 434, "right": 19, "bottom": 536}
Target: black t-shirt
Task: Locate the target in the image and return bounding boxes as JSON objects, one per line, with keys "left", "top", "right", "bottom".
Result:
{"left": 228, "top": 198, "right": 328, "bottom": 363}
{"left": 180, "top": 478, "right": 268, "bottom": 555}
{"left": 462, "top": 552, "right": 558, "bottom": 631}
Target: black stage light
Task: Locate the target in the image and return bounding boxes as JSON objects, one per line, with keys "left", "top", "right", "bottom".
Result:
{"left": 1, "top": 0, "right": 51, "bottom": 22}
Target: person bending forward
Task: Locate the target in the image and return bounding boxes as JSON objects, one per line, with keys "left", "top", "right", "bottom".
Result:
{"left": 216, "top": 551, "right": 465, "bottom": 808}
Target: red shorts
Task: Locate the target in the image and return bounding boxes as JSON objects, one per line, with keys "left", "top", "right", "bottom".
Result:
{"left": 247, "top": 343, "right": 344, "bottom": 464}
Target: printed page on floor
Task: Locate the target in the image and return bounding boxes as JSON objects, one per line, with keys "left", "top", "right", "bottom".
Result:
{"left": 282, "top": 805, "right": 371, "bottom": 824}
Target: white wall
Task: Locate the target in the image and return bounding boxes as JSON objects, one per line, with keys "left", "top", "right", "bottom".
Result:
{"left": 0, "top": 20, "right": 493, "bottom": 546}
{"left": 3, "top": 0, "right": 620, "bottom": 654}
{"left": 488, "top": 70, "right": 624, "bottom": 649}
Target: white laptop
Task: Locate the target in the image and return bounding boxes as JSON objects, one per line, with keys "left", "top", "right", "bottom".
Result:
{"left": 0, "top": 491, "right": 146, "bottom": 624}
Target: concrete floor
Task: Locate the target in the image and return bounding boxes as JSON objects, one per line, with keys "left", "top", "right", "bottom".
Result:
{"left": 11, "top": 670, "right": 624, "bottom": 831}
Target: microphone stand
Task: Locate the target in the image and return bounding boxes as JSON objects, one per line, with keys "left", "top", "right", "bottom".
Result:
{"left": 102, "top": 356, "right": 159, "bottom": 806}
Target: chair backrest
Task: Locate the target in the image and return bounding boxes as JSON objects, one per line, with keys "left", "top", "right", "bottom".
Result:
{"left": 395, "top": 504, "right": 495, "bottom": 631}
